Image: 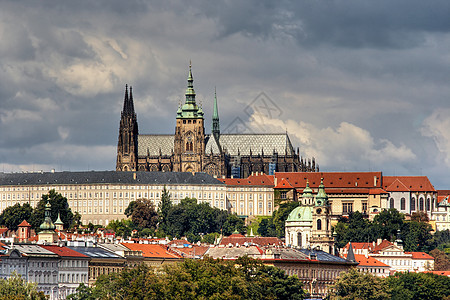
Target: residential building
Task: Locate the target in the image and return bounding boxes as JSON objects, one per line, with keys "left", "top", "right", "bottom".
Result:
{"left": 433, "top": 190, "right": 450, "bottom": 231}
{"left": 1, "top": 244, "right": 60, "bottom": 299}
{"left": 66, "top": 241, "right": 126, "bottom": 287}
{"left": 205, "top": 245, "right": 356, "bottom": 299}
{"left": 40, "top": 245, "right": 90, "bottom": 300}
{"left": 120, "top": 243, "right": 182, "bottom": 267}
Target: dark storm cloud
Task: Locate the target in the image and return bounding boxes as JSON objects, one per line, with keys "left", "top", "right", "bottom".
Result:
{"left": 1, "top": 0, "right": 450, "bottom": 188}
{"left": 198, "top": 0, "right": 450, "bottom": 48}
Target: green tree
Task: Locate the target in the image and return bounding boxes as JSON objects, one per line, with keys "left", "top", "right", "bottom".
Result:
{"left": 429, "top": 248, "right": 450, "bottom": 271}
{"left": 0, "top": 203, "right": 33, "bottom": 231}
{"left": 411, "top": 211, "right": 430, "bottom": 222}
{"left": 222, "top": 213, "right": 246, "bottom": 236}
{"left": 402, "top": 220, "right": 433, "bottom": 252}
{"left": 329, "top": 268, "right": 389, "bottom": 300}
{"left": 386, "top": 272, "right": 450, "bottom": 300}
{"left": 126, "top": 198, "right": 158, "bottom": 230}
{"left": 333, "top": 212, "right": 375, "bottom": 248}
{"left": 89, "top": 257, "right": 305, "bottom": 300}
{"left": 29, "top": 189, "right": 73, "bottom": 231}
{"left": 106, "top": 219, "right": 135, "bottom": 238}
{"left": 158, "top": 186, "right": 172, "bottom": 234}
{"left": 272, "top": 201, "right": 300, "bottom": 238}
{"left": 432, "top": 229, "right": 450, "bottom": 252}
{"left": 0, "top": 273, "right": 46, "bottom": 300}
{"left": 67, "top": 283, "right": 95, "bottom": 300}
{"left": 372, "top": 208, "right": 405, "bottom": 241}
{"left": 257, "top": 217, "right": 277, "bottom": 237}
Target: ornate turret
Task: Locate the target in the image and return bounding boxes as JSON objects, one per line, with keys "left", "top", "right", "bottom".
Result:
{"left": 55, "top": 212, "right": 64, "bottom": 231}
{"left": 315, "top": 178, "right": 328, "bottom": 207}
{"left": 212, "top": 87, "right": 220, "bottom": 140}
{"left": 40, "top": 202, "right": 56, "bottom": 231}
{"left": 302, "top": 180, "right": 314, "bottom": 206}
{"left": 177, "top": 62, "right": 204, "bottom": 119}
{"left": 38, "top": 202, "right": 58, "bottom": 244}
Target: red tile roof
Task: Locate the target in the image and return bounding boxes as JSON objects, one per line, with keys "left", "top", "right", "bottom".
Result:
{"left": 173, "top": 245, "right": 209, "bottom": 258}
{"left": 0, "top": 228, "right": 8, "bottom": 235}
{"left": 437, "top": 190, "right": 450, "bottom": 196}
{"left": 383, "top": 176, "right": 435, "bottom": 192}
{"left": 220, "top": 236, "right": 283, "bottom": 247}
{"left": 373, "top": 240, "right": 393, "bottom": 253}
{"left": 342, "top": 242, "right": 374, "bottom": 252}
{"left": 274, "top": 172, "right": 382, "bottom": 189}
{"left": 350, "top": 254, "right": 389, "bottom": 267}
{"left": 168, "top": 239, "right": 191, "bottom": 246}
{"left": 121, "top": 243, "right": 181, "bottom": 259}
{"left": 18, "top": 220, "right": 31, "bottom": 227}
{"left": 437, "top": 195, "right": 448, "bottom": 204}
{"left": 40, "top": 245, "right": 89, "bottom": 258}
{"left": 219, "top": 174, "right": 275, "bottom": 186}
{"left": 274, "top": 178, "right": 294, "bottom": 189}
{"left": 407, "top": 252, "right": 434, "bottom": 260}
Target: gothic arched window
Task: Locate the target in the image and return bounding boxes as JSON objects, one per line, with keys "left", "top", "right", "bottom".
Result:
{"left": 390, "top": 198, "right": 395, "bottom": 209}
{"left": 401, "top": 198, "right": 406, "bottom": 210}
{"left": 411, "top": 197, "right": 416, "bottom": 211}
{"left": 426, "top": 198, "right": 431, "bottom": 211}
{"left": 419, "top": 197, "right": 424, "bottom": 211}
{"left": 317, "top": 219, "right": 322, "bottom": 230}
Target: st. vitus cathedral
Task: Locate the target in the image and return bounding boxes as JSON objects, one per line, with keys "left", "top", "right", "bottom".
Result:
{"left": 116, "top": 64, "right": 318, "bottom": 178}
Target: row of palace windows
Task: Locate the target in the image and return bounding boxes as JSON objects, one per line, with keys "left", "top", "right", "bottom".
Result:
{"left": 389, "top": 197, "right": 433, "bottom": 211}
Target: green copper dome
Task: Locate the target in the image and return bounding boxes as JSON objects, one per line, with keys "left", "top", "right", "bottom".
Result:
{"left": 286, "top": 206, "right": 313, "bottom": 222}
{"left": 315, "top": 178, "right": 328, "bottom": 207}
{"left": 302, "top": 180, "right": 313, "bottom": 198}
{"left": 39, "top": 201, "right": 56, "bottom": 231}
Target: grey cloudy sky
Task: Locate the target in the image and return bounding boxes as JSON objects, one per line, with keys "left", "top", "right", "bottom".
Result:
{"left": 1, "top": 1, "right": 450, "bottom": 189}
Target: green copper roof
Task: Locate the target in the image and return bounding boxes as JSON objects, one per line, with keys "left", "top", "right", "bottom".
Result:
{"left": 302, "top": 180, "right": 313, "bottom": 198}
{"left": 39, "top": 201, "right": 56, "bottom": 231}
{"left": 286, "top": 206, "right": 313, "bottom": 223}
{"left": 55, "top": 212, "right": 64, "bottom": 225}
{"left": 177, "top": 62, "right": 204, "bottom": 119}
{"left": 212, "top": 88, "right": 220, "bottom": 136}
{"left": 315, "top": 178, "right": 328, "bottom": 206}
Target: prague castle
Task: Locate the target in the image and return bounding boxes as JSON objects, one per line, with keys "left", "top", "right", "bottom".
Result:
{"left": 116, "top": 64, "right": 317, "bottom": 178}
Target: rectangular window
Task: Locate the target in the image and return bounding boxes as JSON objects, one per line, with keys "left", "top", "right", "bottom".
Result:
{"left": 362, "top": 202, "right": 368, "bottom": 212}
{"left": 280, "top": 191, "right": 287, "bottom": 199}
{"left": 343, "top": 203, "right": 353, "bottom": 214}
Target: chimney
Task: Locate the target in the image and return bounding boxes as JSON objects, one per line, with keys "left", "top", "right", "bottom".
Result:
{"left": 374, "top": 176, "right": 377, "bottom": 187}
{"left": 133, "top": 172, "right": 136, "bottom": 180}
{"left": 377, "top": 238, "right": 382, "bottom": 246}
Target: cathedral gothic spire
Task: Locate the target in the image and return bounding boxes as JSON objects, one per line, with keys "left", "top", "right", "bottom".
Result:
{"left": 212, "top": 87, "right": 220, "bottom": 140}
{"left": 116, "top": 84, "right": 139, "bottom": 171}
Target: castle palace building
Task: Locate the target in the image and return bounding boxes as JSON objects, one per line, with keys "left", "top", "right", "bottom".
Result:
{"left": 116, "top": 64, "right": 317, "bottom": 178}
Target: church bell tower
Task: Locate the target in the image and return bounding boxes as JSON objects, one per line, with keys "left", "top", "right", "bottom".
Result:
{"left": 116, "top": 85, "right": 139, "bottom": 171}
{"left": 173, "top": 63, "right": 205, "bottom": 172}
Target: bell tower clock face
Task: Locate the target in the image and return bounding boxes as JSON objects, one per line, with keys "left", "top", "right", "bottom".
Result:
{"left": 317, "top": 200, "right": 322, "bottom": 206}
{"left": 316, "top": 208, "right": 322, "bottom": 214}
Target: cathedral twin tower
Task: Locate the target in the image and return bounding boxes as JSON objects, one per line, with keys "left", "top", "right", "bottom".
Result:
{"left": 116, "top": 64, "right": 316, "bottom": 178}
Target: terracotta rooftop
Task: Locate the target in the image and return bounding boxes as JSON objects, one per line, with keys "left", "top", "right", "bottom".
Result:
{"left": 173, "top": 245, "right": 209, "bottom": 258}
{"left": 274, "top": 178, "right": 294, "bottom": 189}
{"left": 121, "top": 243, "right": 181, "bottom": 259}
{"left": 407, "top": 252, "right": 434, "bottom": 260}
{"left": 373, "top": 240, "right": 393, "bottom": 253}
{"left": 383, "top": 176, "right": 435, "bottom": 192}
{"left": 18, "top": 220, "right": 31, "bottom": 227}
{"left": 274, "top": 172, "right": 382, "bottom": 189}
{"left": 350, "top": 254, "right": 389, "bottom": 267}
{"left": 219, "top": 173, "right": 274, "bottom": 186}
{"left": 437, "top": 190, "right": 450, "bottom": 196}
{"left": 40, "top": 245, "right": 89, "bottom": 258}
